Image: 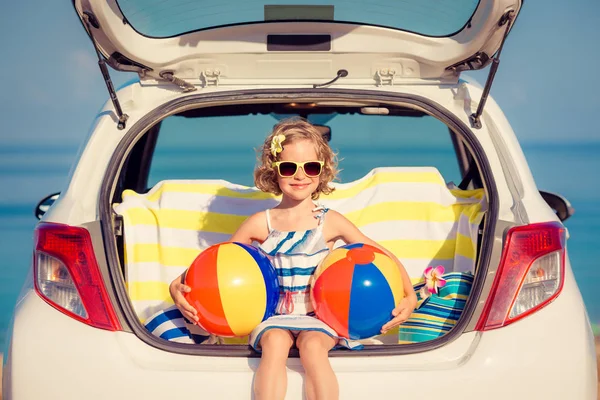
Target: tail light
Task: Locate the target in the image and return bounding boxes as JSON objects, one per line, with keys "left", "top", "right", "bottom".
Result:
{"left": 476, "top": 222, "right": 566, "bottom": 331}
{"left": 33, "top": 222, "right": 121, "bottom": 331}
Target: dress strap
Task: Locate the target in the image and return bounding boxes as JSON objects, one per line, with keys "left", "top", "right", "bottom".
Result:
{"left": 265, "top": 209, "right": 273, "bottom": 232}
{"left": 312, "top": 205, "right": 329, "bottom": 226}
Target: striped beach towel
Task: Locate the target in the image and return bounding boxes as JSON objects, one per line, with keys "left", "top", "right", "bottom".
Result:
{"left": 113, "top": 166, "right": 486, "bottom": 343}
{"left": 398, "top": 272, "right": 474, "bottom": 343}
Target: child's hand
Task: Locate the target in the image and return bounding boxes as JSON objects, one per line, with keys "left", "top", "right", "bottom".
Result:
{"left": 169, "top": 278, "right": 199, "bottom": 324}
{"left": 380, "top": 295, "right": 417, "bottom": 334}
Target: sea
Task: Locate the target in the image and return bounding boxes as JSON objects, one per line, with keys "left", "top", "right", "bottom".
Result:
{"left": 0, "top": 141, "right": 598, "bottom": 346}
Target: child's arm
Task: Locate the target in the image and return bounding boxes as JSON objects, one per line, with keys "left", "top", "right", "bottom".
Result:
{"left": 229, "top": 211, "right": 269, "bottom": 244}
{"left": 168, "top": 211, "right": 269, "bottom": 324}
{"left": 326, "top": 210, "right": 418, "bottom": 334}
{"left": 169, "top": 270, "right": 199, "bottom": 324}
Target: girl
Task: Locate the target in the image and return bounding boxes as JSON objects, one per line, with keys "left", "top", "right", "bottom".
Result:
{"left": 170, "top": 118, "right": 417, "bottom": 400}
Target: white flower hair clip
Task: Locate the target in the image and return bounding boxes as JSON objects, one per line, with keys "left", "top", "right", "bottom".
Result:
{"left": 270, "top": 134, "right": 286, "bottom": 158}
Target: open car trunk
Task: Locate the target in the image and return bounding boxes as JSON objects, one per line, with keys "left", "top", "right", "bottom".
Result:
{"left": 74, "top": 0, "right": 522, "bottom": 86}
{"left": 101, "top": 89, "right": 497, "bottom": 358}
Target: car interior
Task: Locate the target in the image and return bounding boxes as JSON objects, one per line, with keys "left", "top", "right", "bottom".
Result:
{"left": 107, "top": 101, "right": 490, "bottom": 351}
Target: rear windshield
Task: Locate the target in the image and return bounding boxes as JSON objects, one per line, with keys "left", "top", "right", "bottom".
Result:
{"left": 117, "top": 0, "right": 480, "bottom": 38}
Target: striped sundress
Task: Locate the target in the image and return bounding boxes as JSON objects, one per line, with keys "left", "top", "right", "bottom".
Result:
{"left": 248, "top": 207, "right": 362, "bottom": 351}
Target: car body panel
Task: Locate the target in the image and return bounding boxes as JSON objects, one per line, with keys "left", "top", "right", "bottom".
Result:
{"left": 3, "top": 259, "right": 596, "bottom": 399}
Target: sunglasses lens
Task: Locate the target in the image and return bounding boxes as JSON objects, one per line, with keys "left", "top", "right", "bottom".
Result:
{"left": 278, "top": 162, "right": 297, "bottom": 177}
{"left": 304, "top": 162, "right": 322, "bottom": 177}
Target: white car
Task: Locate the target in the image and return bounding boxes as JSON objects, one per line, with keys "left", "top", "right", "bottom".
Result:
{"left": 3, "top": 0, "right": 598, "bottom": 399}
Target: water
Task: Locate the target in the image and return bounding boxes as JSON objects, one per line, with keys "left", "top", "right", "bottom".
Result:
{"left": 522, "top": 144, "right": 600, "bottom": 324}
{"left": 0, "top": 142, "right": 598, "bottom": 345}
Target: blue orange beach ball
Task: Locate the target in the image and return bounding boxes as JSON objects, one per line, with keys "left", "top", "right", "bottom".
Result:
{"left": 311, "top": 243, "right": 404, "bottom": 340}
{"left": 184, "top": 242, "right": 279, "bottom": 337}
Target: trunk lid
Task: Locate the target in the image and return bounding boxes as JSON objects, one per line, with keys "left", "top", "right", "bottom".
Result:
{"left": 73, "top": 0, "right": 522, "bottom": 85}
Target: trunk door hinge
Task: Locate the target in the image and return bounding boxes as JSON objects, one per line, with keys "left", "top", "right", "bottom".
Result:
{"left": 447, "top": 52, "right": 491, "bottom": 74}
{"left": 468, "top": 10, "right": 515, "bottom": 129}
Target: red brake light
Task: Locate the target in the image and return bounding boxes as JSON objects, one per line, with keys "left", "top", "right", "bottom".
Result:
{"left": 33, "top": 222, "right": 121, "bottom": 331}
{"left": 476, "top": 222, "right": 566, "bottom": 331}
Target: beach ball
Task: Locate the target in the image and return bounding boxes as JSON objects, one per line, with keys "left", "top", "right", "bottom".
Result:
{"left": 184, "top": 242, "right": 279, "bottom": 337}
{"left": 311, "top": 243, "right": 404, "bottom": 340}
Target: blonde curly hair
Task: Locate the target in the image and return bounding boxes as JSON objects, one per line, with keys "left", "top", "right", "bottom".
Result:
{"left": 254, "top": 117, "right": 338, "bottom": 200}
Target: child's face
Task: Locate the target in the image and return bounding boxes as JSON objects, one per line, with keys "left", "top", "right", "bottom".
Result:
{"left": 276, "top": 139, "right": 321, "bottom": 202}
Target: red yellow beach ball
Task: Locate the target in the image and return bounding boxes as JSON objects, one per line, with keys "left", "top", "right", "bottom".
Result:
{"left": 184, "top": 242, "right": 279, "bottom": 337}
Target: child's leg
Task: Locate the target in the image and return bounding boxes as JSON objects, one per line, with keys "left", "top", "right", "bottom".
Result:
{"left": 254, "top": 328, "right": 294, "bottom": 400}
{"left": 296, "top": 331, "right": 338, "bottom": 400}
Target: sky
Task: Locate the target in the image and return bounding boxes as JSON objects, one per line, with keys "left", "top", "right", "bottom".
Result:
{"left": 0, "top": 0, "right": 599, "bottom": 148}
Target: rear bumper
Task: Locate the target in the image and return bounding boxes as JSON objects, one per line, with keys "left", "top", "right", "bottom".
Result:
{"left": 3, "top": 281, "right": 597, "bottom": 400}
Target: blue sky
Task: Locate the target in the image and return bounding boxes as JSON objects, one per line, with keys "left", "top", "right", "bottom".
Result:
{"left": 0, "top": 1, "right": 599, "bottom": 147}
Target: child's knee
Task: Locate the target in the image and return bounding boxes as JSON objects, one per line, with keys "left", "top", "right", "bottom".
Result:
{"left": 260, "top": 329, "right": 294, "bottom": 351}
{"left": 297, "top": 331, "right": 336, "bottom": 355}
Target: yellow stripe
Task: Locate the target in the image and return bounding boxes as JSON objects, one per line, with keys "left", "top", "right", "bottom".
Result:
{"left": 129, "top": 237, "right": 476, "bottom": 266}
{"left": 131, "top": 244, "right": 200, "bottom": 265}
{"left": 123, "top": 208, "right": 247, "bottom": 233}
{"left": 128, "top": 281, "right": 172, "bottom": 302}
{"left": 461, "top": 202, "right": 484, "bottom": 224}
{"left": 378, "top": 239, "right": 474, "bottom": 261}
{"left": 122, "top": 171, "right": 445, "bottom": 203}
{"left": 217, "top": 244, "right": 267, "bottom": 337}
{"left": 411, "top": 315, "right": 459, "bottom": 325}
{"left": 449, "top": 188, "right": 485, "bottom": 200}
{"left": 443, "top": 294, "right": 469, "bottom": 301}
{"left": 129, "top": 236, "right": 477, "bottom": 266}
{"left": 371, "top": 252, "right": 404, "bottom": 305}
{"left": 410, "top": 277, "right": 423, "bottom": 285}
{"left": 122, "top": 201, "right": 469, "bottom": 233}
{"left": 401, "top": 325, "right": 452, "bottom": 333}
{"left": 123, "top": 186, "right": 277, "bottom": 203}
{"left": 126, "top": 273, "right": 472, "bottom": 305}
{"left": 127, "top": 278, "right": 471, "bottom": 303}
{"left": 455, "top": 232, "right": 476, "bottom": 260}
